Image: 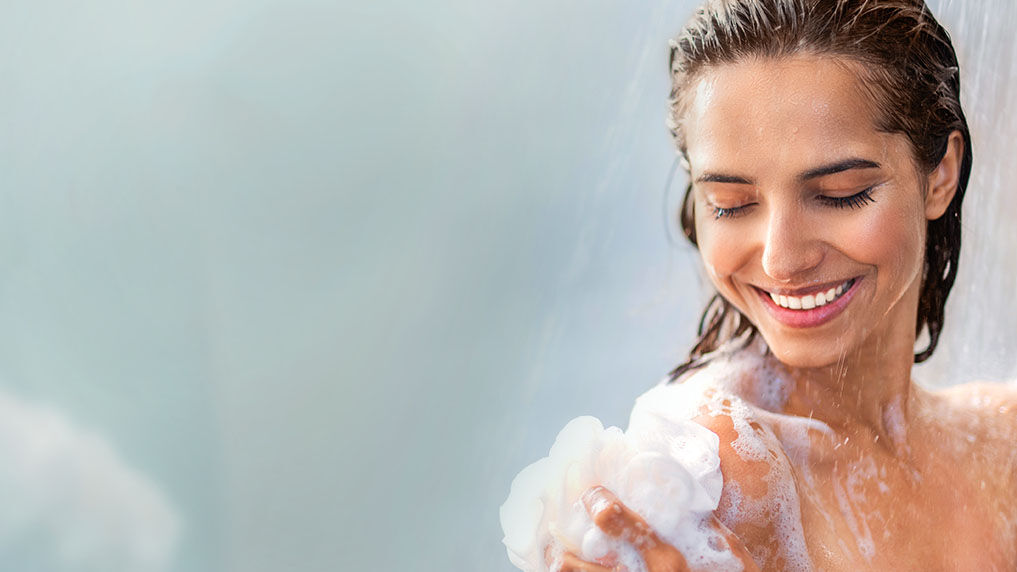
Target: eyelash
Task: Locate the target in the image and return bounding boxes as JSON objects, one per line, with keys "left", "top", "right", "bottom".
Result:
{"left": 820, "top": 186, "right": 876, "bottom": 209}
{"left": 710, "top": 186, "right": 877, "bottom": 219}
{"left": 711, "top": 205, "right": 745, "bottom": 219}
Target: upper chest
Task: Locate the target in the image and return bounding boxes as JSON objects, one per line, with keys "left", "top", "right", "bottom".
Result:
{"left": 791, "top": 451, "right": 1016, "bottom": 570}
{"left": 714, "top": 408, "right": 1017, "bottom": 571}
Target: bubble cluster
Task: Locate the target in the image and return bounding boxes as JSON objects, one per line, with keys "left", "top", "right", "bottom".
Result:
{"left": 499, "top": 410, "right": 742, "bottom": 572}
{"left": 500, "top": 342, "right": 825, "bottom": 571}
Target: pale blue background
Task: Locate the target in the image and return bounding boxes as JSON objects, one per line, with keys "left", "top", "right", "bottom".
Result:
{"left": 0, "top": 1, "right": 1014, "bottom": 571}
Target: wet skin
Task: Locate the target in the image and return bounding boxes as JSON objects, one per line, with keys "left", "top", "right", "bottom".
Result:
{"left": 556, "top": 55, "right": 1017, "bottom": 571}
{"left": 692, "top": 361, "right": 1017, "bottom": 571}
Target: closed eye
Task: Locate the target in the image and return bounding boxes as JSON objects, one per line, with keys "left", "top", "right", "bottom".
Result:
{"left": 711, "top": 203, "right": 754, "bottom": 219}
{"left": 819, "top": 186, "right": 876, "bottom": 209}
{"left": 709, "top": 185, "right": 875, "bottom": 219}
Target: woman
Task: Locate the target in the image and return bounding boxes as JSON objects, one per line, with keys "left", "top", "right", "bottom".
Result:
{"left": 550, "top": 0, "right": 1017, "bottom": 570}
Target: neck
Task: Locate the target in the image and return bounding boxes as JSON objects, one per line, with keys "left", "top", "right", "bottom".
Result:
{"left": 780, "top": 305, "right": 922, "bottom": 452}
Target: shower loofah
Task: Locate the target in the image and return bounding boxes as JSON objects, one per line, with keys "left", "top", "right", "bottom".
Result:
{"left": 500, "top": 410, "right": 742, "bottom": 572}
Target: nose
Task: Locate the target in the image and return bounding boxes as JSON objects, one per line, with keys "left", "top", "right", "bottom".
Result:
{"left": 760, "top": 208, "right": 824, "bottom": 282}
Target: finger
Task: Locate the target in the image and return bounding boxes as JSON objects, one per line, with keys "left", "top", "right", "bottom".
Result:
{"left": 707, "top": 514, "right": 760, "bottom": 572}
{"left": 556, "top": 551, "right": 615, "bottom": 572}
{"left": 582, "top": 486, "right": 690, "bottom": 572}
{"left": 545, "top": 543, "right": 556, "bottom": 568}
{"left": 581, "top": 486, "right": 656, "bottom": 548}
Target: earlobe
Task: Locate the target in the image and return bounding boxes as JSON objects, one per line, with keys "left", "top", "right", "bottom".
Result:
{"left": 925, "top": 131, "right": 964, "bottom": 220}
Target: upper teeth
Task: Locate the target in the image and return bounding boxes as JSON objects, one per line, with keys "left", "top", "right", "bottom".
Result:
{"left": 768, "top": 280, "right": 853, "bottom": 310}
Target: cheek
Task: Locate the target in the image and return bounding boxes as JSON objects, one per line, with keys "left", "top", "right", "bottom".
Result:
{"left": 694, "top": 211, "right": 752, "bottom": 285}
{"left": 840, "top": 199, "right": 925, "bottom": 282}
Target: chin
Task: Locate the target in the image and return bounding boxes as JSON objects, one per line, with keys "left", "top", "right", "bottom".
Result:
{"left": 764, "top": 338, "right": 850, "bottom": 370}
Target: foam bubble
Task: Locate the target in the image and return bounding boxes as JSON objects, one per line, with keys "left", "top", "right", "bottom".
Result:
{"left": 502, "top": 345, "right": 828, "bottom": 571}
{"left": 500, "top": 411, "right": 743, "bottom": 571}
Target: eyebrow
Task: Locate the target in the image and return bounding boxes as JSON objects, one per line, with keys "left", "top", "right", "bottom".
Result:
{"left": 799, "top": 158, "right": 881, "bottom": 181}
{"left": 694, "top": 158, "right": 882, "bottom": 185}
{"left": 695, "top": 172, "right": 753, "bottom": 184}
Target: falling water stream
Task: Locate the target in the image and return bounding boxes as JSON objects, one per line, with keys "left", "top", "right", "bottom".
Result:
{"left": 917, "top": 0, "right": 1017, "bottom": 388}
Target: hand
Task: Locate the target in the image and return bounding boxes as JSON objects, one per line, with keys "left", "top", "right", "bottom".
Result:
{"left": 546, "top": 486, "right": 759, "bottom": 572}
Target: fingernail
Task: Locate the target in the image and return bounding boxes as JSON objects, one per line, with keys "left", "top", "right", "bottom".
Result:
{"left": 581, "top": 486, "right": 611, "bottom": 515}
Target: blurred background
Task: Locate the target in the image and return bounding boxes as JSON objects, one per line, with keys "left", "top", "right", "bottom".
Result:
{"left": 0, "top": 0, "right": 1013, "bottom": 570}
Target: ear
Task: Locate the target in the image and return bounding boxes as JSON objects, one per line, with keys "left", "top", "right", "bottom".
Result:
{"left": 925, "top": 131, "right": 964, "bottom": 220}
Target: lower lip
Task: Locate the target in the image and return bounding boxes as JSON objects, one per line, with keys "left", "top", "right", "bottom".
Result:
{"left": 756, "top": 279, "right": 861, "bottom": 328}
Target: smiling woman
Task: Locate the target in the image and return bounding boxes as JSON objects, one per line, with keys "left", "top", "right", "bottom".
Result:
{"left": 684, "top": 55, "right": 963, "bottom": 370}
{"left": 501, "top": 1, "right": 1017, "bottom": 571}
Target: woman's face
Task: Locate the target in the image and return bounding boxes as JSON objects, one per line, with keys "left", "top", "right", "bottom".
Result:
{"left": 683, "top": 56, "right": 952, "bottom": 368}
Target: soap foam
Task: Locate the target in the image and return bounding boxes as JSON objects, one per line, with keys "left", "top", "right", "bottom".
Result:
{"left": 502, "top": 343, "right": 823, "bottom": 571}
{"left": 500, "top": 414, "right": 740, "bottom": 572}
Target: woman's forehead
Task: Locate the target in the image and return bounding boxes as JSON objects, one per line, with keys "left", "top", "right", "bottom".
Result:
{"left": 682, "top": 55, "right": 895, "bottom": 175}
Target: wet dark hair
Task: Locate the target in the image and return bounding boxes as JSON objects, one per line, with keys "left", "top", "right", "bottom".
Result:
{"left": 668, "top": 0, "right": 972, "bottom": 380}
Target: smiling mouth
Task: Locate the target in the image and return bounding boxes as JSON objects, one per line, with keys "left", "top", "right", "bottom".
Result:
{"left": 764, "top": 278, "right": 857, "bottom": 310}
{"left": 754, "top": 277, "right": 861, "bottom": 328}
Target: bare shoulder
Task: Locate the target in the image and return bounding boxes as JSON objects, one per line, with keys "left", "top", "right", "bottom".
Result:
{"left": 670, "top": 363, "right": 804, "bottom": 567}
{"left": 631, "top": 345, "right": 794, "bottom": 477}
{"left": 934, "top": 380, "right": 1017, "bottom": 425}
{"left": 937, "top": 379, "right": 1017, "bottom": 407}
{"left": 929, "top": 380, "right": 1017, "bottom": 457}
{"left": 673, "top": 357, "right": 789, "bottom": 466}
{"left": 631, "top": 366, "right": 778, "bottom": 483}
{"left": 691, "top": 410, "right": 777, "bottom": 491}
